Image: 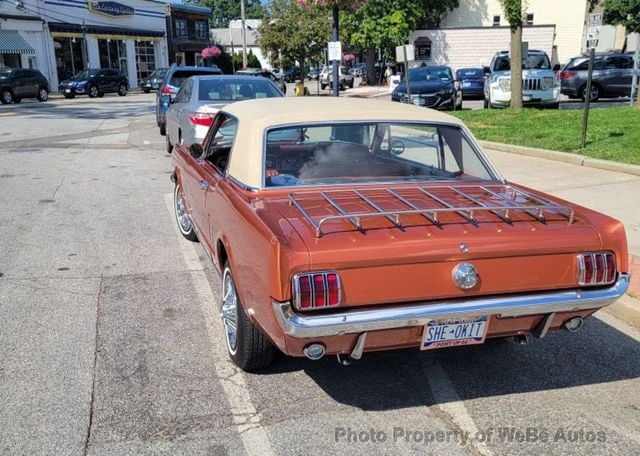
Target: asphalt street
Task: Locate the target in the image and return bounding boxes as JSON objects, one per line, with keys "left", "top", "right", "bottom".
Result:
{"left": 1, "top": 93, "right": 639, "bottom": 456}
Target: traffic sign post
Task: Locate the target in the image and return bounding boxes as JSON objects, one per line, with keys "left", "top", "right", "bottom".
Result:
{"left": 395, "top": 45, "right": 414, "bottom": 104}
{"left": 581, "top": 13, "right": 603, "bottom": 149}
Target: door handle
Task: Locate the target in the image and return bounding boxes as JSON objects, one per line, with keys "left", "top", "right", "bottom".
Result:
{"left": 199, "top": 180, "right": 208, "bottom": 190}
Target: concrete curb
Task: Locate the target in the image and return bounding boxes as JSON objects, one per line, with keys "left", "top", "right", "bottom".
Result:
{"left": 603, "top": 293, "right": 640, "bottom": 332}
{"left": 479, "top": 140, "right": 640, "bottom": 177}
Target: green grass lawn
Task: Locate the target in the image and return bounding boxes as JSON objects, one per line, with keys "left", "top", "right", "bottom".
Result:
{"left": 451, "top": 107, "right": 640, "bottom": 165}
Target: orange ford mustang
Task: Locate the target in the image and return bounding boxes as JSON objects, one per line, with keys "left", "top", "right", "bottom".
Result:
{"left": 170, "top": 97, "right": 630, "bottom": 372}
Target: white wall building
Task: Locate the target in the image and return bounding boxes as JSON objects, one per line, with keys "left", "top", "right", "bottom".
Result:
{"left": 411, "top": 0, "right": 631, "bottom": 72}
{"left": 1, "top": 0, "right": 170, "bottom": 90}
{"left": 211, "top": 19, "right": 271, "bottom": 70}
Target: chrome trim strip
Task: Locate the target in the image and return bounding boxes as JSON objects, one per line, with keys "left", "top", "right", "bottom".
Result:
{"left": 272, "top": 274, "right": 630, "bottom": 338}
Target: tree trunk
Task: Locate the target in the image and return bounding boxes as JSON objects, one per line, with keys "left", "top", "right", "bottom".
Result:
{"left": 364, "top": 47, "right": 376, "bottom": 85}
{"left": 510, "top": 24, "right": 523, "bottom": 110}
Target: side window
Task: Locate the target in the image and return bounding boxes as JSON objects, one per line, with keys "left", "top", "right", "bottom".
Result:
{"left": 174, "top": 79, "right": 192, "bottom": 103}
{"left": 205, "top": 114, "right": 239, "bottom": 172}
{"left": 604, "top": 56, "right": 631, "bottom": 69}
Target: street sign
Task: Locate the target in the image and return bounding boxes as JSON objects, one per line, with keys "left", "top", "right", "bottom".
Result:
{"left": 587, "top": 13, "right": 602, "bottom": 25}
{"left": 327, "top": 41, "right": 341, "bottom": 62}
{"left": 586, "top": 14, "right": 602, "bottom": 50}
{"left": 395, "top": 44, "right": 414, "bottom": 62}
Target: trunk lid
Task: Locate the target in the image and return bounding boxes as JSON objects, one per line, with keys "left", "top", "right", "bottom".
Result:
{"left": 262, "top": 183, "right": 603, "bottom": 307}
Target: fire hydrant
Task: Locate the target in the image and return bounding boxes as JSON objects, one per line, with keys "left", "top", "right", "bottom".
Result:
{"left": 294, "top": 80, "right": 309, "bottom": 96}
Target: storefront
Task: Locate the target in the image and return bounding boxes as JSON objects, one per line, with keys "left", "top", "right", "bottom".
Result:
{"left": 39, "top": 0, "right": 169, "bottom": 90}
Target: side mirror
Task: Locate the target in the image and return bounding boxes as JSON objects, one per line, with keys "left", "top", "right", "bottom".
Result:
{"left": 483, "top": 66, "right": 491, "bottom": 74}
{"left": 552, "top": 64, "right": 561, "bottom": 72}
{"left": 189, "top": 143, "right": 204, "bottom": 159}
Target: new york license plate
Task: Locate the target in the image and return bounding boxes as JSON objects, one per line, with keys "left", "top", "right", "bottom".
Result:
{"left": 421, "top": 316, "right": 489, "bottom": 350}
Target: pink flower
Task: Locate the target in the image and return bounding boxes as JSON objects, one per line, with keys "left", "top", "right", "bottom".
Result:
{"left": 202, "top": 46, "right": 222, "bottom": 58}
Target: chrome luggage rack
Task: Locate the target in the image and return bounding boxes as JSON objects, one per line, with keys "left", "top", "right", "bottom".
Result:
{"left": 288, "top": 184, "right": 575, "bottom": 238}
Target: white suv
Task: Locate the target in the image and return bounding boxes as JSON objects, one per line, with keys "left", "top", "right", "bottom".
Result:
{"left": 320, "top": 66, "right": 355, "bottom": 90}
{"left": 484, "top": 50, "right": 560, "bottom": 108}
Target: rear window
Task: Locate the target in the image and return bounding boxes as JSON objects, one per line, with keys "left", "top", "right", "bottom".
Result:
{"left": 169, "top": 70, "right": 220, "bottom": 88}
{"left": 457, "top": 68, "right": 483, "bottom": 78}
{"left": 264, "top": 122, "right": 495, "bottom": 187}
{"left": 198, "top": 79, "right": 282, "bottom": 101}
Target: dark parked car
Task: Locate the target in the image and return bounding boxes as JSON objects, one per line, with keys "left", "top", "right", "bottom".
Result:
{"left": 283, "top": 68, "right": 302, "bottom": 83}
{"left": 455, "top": 67, "right": 485, "bottom": 99}
{"left": 0, "top": 68, "right": 50, "bottom": 104}
{"left": 559, "top": 52, "right": 635, "bottom": 102}
{"left": 58, "top": 68, "right": 128, "bottom": 99}
{"left": 391, "top": 66, "right": 462, "bottom": 110}
{"left": 156, "top": 64, "right": 222, "bottom": 136}
{"left": 140, "top": 67, "right": 168, "bottom": 93}
{"left": 235, "top": 68, "right": 286, "bottom": 94}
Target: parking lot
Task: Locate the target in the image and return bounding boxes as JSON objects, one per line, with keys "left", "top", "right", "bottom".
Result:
{"left": 1, "top": 93, "right": 639, "bottom": 456}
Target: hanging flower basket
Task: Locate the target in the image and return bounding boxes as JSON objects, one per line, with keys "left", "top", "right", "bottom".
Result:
{"left": 343, "top": 53, "right": 355, "bottom": 62}
{"left": 202, "top": 46, "right": 222, "bottom": 59}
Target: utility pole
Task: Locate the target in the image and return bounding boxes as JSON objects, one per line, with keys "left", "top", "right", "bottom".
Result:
{"left": 240, "top": 0, "right": 247, "bottom": 69}
{"left": 331, "top": 6, "right": 339, "bottom": 97}
{"left": 81, "top": 20, "right": 88, "bottom": 69}
{"left": 630, "top": 34, "right": 639, "bottom": 107}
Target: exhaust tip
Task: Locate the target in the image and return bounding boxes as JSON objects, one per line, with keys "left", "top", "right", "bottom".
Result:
{"left": 564, "top": 317, "right": 584, "bottom": 333}
{"left": 303, "top": 343, "right": 326, "bottom": 360}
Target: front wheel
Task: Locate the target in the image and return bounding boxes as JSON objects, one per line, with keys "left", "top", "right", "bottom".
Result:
{"left": 221, "top": 262, "right": 276, "bottom": 371}
{"left": 37, "top": 87, "right": 49, "bottom": 102}
{"left": 1, "top": 89, "right": 14, "bottom": 104}
{"left": 88, "top": 85, "right": 99, "bottom": 98}
{"left": 117, "top": 83, "right": 127, "bottom": 96}
{"left": 166, "top": 133, "right": 173, "bottom": 154}
{"left": 174, "top": 183, "right": 198, "bottom": 242}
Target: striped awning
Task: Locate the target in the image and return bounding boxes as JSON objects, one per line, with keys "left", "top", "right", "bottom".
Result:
{"left": 0, "top": 30, "right": 35, "bottom": 54}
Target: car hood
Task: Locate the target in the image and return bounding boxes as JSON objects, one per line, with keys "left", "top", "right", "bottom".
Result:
{"left": 60, "top": 77, "right": 92, "bottom": 85}
{"left": 394, "top": 80, "right": 453, "bottom": 94}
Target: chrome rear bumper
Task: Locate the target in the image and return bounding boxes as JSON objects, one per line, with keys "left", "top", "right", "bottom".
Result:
{"left": 273, "top": 274, "right": 630, "bottom": 338}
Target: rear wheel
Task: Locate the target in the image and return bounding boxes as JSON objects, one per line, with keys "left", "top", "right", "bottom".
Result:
{"left": 37, "top": 87, "right": 49, "bottom": 102}
{"left": 581, "top": 84, "right": 600, "bottom": 102}
{"left": 88, "top": 85, "right": 99, "bottom": 98}
{"left": 221, "top": 262, "right": 276, "bottom": 371}
{"left": 174, "top": 183, "right": 198, "bottom": 242}
{"left": 117, "top": 83, "right": 127, "bottom": 96}
{"left": 1, "top": 89, "right": 13, "bottom": 104}
{"left": 166, "top": 133, "right": 173, "bottom": 154}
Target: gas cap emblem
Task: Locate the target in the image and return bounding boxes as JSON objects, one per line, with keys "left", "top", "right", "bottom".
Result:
{"left": 459, "top": 242, "right": 469, "bottom": 253}
{"left": 452, "top": 263, "right": 478, "bottom": 290}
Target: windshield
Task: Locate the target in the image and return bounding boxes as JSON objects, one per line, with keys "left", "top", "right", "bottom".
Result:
{"left": 151, "top": 69, "right": 167, "bottom": 79}
{"left": 494, "top": 53, "right": 551, "bottom": 71}
{"left": 73, "top": 69, "right": 100, "bottom": 79}
{"left": 407, "top": 67, "right": 453, "bottom": 83}
{"left": 263, "top": 122, "right": 495, "bottom": 187}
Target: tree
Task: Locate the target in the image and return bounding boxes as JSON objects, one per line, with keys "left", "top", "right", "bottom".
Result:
{"left": 257, "top": 0, "right": 331, "bottom": 80}
{"left": 341, "top": 0, "right": 458, "bottom": 85}
{"left": 602, "top": 0, "right": 640, "bottom": 106}
{"left": 500, "top": 0, "right": 524, "bottom": 110}
{"left": 233, "top": 49, "right": 261, "bottom": 69}
{"left": 188, "top": 0, "right": 264, "bottom": 27}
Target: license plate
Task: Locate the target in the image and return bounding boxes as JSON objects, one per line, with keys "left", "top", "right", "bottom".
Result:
{"left": 65, "top": 89, "right": 71, "bottom": 93}
{"left": 462, "top": 82, "right": 471, "bottom": 87}
{"left": 412, "top": 98, "right": 425, "bottom": 106}
{"left": 421, "top": 316, "right": 489, "bottom": 350}
{"left": 523, "top": 93, "right": 533, "bottom": 101}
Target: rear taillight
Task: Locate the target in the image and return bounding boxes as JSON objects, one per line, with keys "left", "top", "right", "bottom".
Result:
{"left": 188, "top": 112, "right": 215, "bottom": 127}
{"left": 559, "top": 71, "right": 576, "bottom": 80}
{"left": 161, "top": 86, "right": 175, "bottom": 95}
{"left": 578, "top": 252, "right": 616, "bottom": 286}
{"left": 292, "top": 272, "right": 341, "bottom": 310}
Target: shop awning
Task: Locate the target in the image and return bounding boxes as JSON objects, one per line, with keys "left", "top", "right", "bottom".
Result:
{"left": 0, "top": 30, "right": 36, "bottom": 54}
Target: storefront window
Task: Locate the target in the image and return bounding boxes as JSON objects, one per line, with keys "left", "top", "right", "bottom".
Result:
{"left": 98, "top": 39, "right": 127, "bottom": 72}
{"left": 53, "top": 37, "right": 86, "bottom": 81}
{"left": 135, "top": 41, "right": 156, "bottom": 81}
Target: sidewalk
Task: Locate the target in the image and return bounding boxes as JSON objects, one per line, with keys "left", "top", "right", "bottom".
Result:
{"left": 342, "top": 84, "right": 393, "bottom": 98}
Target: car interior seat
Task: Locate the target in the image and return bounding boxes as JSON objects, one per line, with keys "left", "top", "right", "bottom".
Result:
{"left": 238, "top": 84, "right": 254, "bottom": 99}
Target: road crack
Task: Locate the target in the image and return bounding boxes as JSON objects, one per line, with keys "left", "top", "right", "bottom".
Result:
{"left": 84, "top": 273, "right": 104, "bottom": 456}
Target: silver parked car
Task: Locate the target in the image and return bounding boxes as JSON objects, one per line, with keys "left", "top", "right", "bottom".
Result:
{"left": 165, "top": 75, "right": 284, "bottom": 153}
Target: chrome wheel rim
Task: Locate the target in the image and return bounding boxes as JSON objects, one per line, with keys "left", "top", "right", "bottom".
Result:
{"left": 39, "top": 89, "right": 48, "bottom": 100}
{"left": 221, "top": 268, "right": 238, "bottom": 354}
{"left": 90, "top": 86, "right": 98, "bottom": 97}
{"left": 2, "top": 91, "right": 12, "bottom": 103}
{"left": 584, "top": 86, "right": 598, "bottom": 101}
{"left": 175, "top": 187, "right": 192, "bottom": 233}
{"left": 119, "top": 85, "right": 127, "bottom": 95}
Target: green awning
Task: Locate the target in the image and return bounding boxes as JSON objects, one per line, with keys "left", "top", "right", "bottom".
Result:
{"left": 0, "top": 30, "right": 36, "bottom": 54}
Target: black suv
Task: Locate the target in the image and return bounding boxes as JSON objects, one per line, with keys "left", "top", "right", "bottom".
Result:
{"left": 155, "top": 64, "right": 222, "bottom": 136}
{"left": 235, "top": 68, "right": 287, "bottom": 94}
{"left": 559, "top": 52, "right": 635, "bottom": 101}
{"left": 58, "top": 68, "right": 129, "bottom": 99}
{"left": 0, "top": 68, "right": 50, "bottom": 104}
